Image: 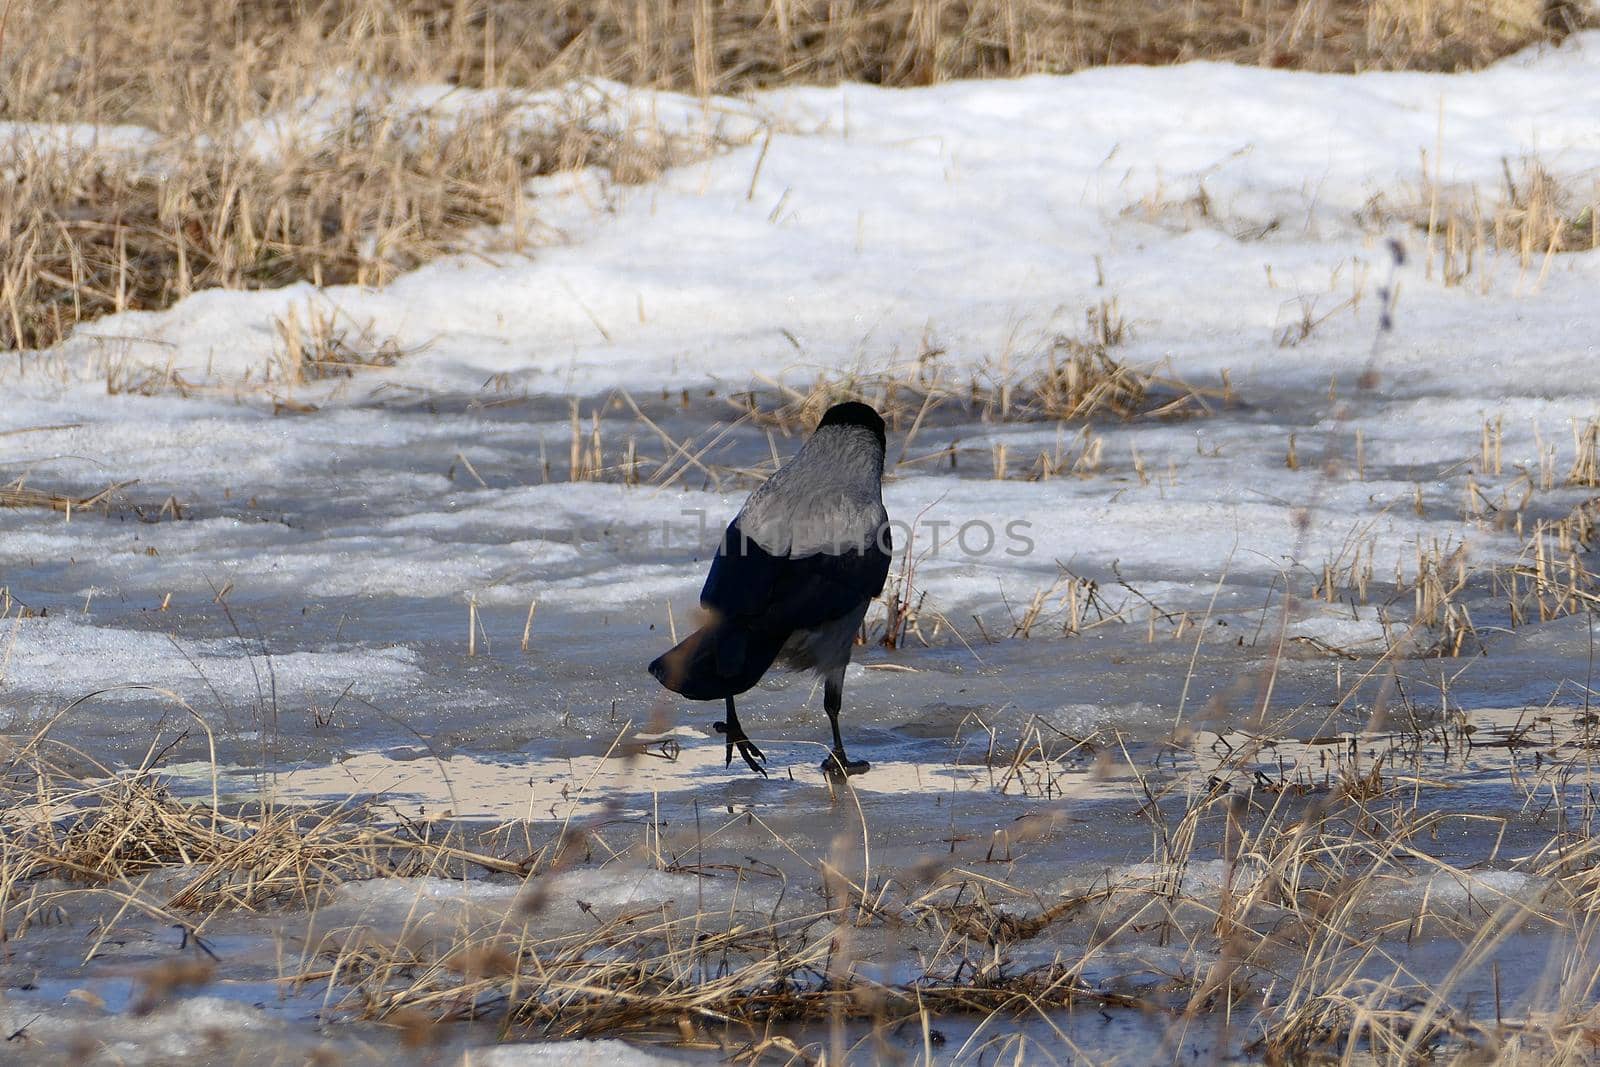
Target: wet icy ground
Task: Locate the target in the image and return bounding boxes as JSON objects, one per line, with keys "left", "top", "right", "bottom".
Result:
{"left": 4, "top": 32, "right": 1600, "bottom": 1065}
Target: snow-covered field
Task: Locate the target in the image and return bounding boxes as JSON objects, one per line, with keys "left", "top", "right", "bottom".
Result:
{"left": 4, "top": 31, "right": 1600, "bottom": 1064}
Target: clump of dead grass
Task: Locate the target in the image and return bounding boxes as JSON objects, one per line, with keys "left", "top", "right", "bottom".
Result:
{"left": 1, "top": 770, "right": 518, "bottom": 920}
{"left": 1374, "top": 157, "right": 1600, "bottom": 289}
{"left": 1494, "top": 161, "right": 1600, "bottom": 262}
{"left": 1004, "top": 565, "right": 1124, "bottom": 639}
{"left": 0, "top": 102, "right": 687, "bottom": 350}
{"left": 735, "top": 303, "right": 1227, "bottom": 442}
{"left": 1502, "top": 496, "right": 1600, "bottom": 626}
{"left": 1566, "top": 415, "right": 1600, "bottom": 489}
{"left": 1403, "top": 537, "right": 1483, "bottom": 656}
{"left": 1028, "top": 299, "right": 1148, "bottom": 420}
{"left": 272, "top": 302, "right": 407, "bottom": 385}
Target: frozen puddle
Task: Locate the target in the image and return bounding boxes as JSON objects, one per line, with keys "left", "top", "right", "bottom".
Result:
{"left": 183, "top": 701, "right": 1600, "bottom": 826}
{"left": 187, "top": 730, "right": 1133, "bottom": 822}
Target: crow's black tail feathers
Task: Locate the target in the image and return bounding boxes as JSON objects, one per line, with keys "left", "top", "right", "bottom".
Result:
{"left": 648, "top": 619, "right": 786, "bottom": 701}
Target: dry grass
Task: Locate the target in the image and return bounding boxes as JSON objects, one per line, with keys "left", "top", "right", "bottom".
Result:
{"left": 1567, "top": 416, "right": 1600, "bottom": 489}
{"left": 0, "top": 475, "right": 140, "bottom": 516}
{"left": 0, "top": 0, "right": 717, "bottom": 351}
{"left": 734, "top": 303, "right": 1228, "bottom": 441}
{"left": 1502, "top": 497, "right": 1600, "bottom": 626}
{"left": 1374, "top": 157, "right": 1600, "bottom": 289}
{"left": 0, "top": 740, "right": 522, "bottom": 923}
{"left": 1001, "top": 565, "right": 1125, "bottom": 639}
{"left": 1402, "top": 537, "right": 1483, "bottom": 656}
{"left": 4, "top": 1, "right": 1574, "bottom": 126}
{"left": 272, "top": 301, "right": 408, "bottom": 385}
{"left": 0, "top": 96, "right": 693, "bottom": 351}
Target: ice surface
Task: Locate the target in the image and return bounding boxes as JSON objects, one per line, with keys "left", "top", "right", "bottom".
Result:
{"left": 6, "top": 31, "right": 1600, "bottom": 1065}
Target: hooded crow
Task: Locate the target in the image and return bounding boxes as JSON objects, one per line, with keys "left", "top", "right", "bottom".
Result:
{"left": 649, "top": 401, "right": 892, "bottom": 778}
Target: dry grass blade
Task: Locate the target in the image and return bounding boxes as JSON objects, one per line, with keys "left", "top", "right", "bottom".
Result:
{"left": 0, "top": 477, "right": 140, "bottom": 515}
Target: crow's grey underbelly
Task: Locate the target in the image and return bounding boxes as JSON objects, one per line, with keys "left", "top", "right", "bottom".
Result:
{"left": 777, "top": 601, "right": 872, "bottom": 675}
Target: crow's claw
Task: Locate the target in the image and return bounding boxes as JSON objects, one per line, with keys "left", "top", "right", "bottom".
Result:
{"left": 733, "top": 740, "right": 768, "bottom": 776}
{"left": 714, "top": 721, "right": 768, "bottom": 777}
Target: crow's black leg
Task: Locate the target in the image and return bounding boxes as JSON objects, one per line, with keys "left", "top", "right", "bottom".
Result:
{"left": 821, "top": 675, "right": 870, "bottom": 778}
{"left": 714, "top": 695, "right": 767, "bottom": 777}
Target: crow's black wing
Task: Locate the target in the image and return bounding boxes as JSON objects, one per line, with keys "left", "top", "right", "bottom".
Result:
{"left": 701, "top": 517, "right": 892, "bottom": 633}
{"left": 698, "top": 518, "right": 782, "bottom": 618}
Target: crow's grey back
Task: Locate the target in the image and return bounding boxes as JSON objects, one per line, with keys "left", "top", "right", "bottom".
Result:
{"left": 737, "top": 423, "right": 887, "bottom": 557}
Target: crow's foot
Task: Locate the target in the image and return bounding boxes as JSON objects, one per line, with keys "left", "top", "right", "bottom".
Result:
{"left": 821, "top": 751, "right": 870, "bottom": 779}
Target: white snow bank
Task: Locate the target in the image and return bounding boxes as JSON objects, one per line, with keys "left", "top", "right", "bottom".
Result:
{"left": 1286, "top": 611, "right": 1392, "bottom": 653}
{"left": 466, "top": 1039, "right": 683, "bottom": 1067}
{"left": 331, "top": 867, "right": 707, "bottom": 920}
{"left": 1384, "top": 869, "right": 1540, "bottom": 910}
{"left": 1111, "top": 859, "right": 1266, "bottom": 896}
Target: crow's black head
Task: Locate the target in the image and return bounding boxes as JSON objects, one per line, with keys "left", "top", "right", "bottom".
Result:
{"left": 816, "top": 402, "right": 886, "bottom": 449}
